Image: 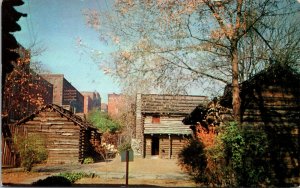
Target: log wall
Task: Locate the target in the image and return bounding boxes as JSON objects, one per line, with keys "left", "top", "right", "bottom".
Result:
{"left": 144, "top": 136, "right": 152, "bottom": 157}
{"left": 169, "top": 135, "right": 189, "bottom": 159}
{"left": 144, "top": 134, "right": 190, "bottom": 159}
{"left": 136, "top": 94, "right": 207, "bottom": 158}
{"left": 240, "top": 85, "right": 300, "bottom": 185}
{"left": 20, "top": 111, "right": 82, "bottom": 164}
{"left": 144, "top": 116, "right": 192, "bottom": 135}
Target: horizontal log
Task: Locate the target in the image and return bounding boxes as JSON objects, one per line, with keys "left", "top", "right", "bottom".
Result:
{"left": 47, "top": 160, "right": 79, "bottom": 164}
{"left": 253, "top": 91, "right": 298, "bottom": 99}
{"left": 50, "top": 141, "right": 79, "bottom": 145}
{"left": 47, "top": 154, "right": 79, "bottom": 158}
{"left": 47, "top": 151, "right": 79, "bottom": 155}
{"left": 25, "top": 122, "right": 80, "bottom": 127}
{"left": 48, "top": 148, "right": 79, "bottom": 151}
{"left": 44, "top": 134, "right": 80, "bottom": 139}
{"left": 38, "top": 112, "right": 61, "bottom": 117}
{"left": 48, "top": 145, "right": 79, "bottom": 150}
{"left": 25, "top": 127, "right": 81, "bottom": 133}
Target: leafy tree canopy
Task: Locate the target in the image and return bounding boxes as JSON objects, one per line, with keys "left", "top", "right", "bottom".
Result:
{"left": 87, "top": 109, "right": 121, "bottom": 133}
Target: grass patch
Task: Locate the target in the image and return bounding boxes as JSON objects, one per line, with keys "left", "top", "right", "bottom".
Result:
{"left": 58, "top": 172, "right": 97, "bottom": 183}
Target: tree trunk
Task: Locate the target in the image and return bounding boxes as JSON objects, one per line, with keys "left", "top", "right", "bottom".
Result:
{"left": 231, "top": 41, "right": 241, "bottom": 121}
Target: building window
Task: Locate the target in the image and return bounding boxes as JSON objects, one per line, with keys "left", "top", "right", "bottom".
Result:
{"left": 152, "top": 115, "right": 160, "bottom": 124}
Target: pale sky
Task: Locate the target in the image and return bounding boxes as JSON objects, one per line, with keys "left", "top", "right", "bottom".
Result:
{"left": 14, "top": 0, "right": 120, "bottom": 103}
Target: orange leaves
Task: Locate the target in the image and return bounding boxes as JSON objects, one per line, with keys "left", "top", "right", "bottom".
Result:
{"left": 120, "top": 51, "right": 132, "bottom": 60}
{"left": 195, "top": 124, "right": 217, "bottom": 148}
{"left": 82, "top": 9, "right": 100, "bottom": 30}
{"left": 211, "top": 29, "right": 225, "bottom": 39}
{"left": 115, "top": 0, "right": 136, "bottom": 15}
{"left": 3, "top": 53, "right": 51, "bottom": 121}
{"left": 210, "top": 23, "right": 236, "bottom": 40}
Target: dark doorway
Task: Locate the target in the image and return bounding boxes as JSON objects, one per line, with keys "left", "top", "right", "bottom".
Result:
{"left": 151, "top": 136, "right": 159, "bottom": 155}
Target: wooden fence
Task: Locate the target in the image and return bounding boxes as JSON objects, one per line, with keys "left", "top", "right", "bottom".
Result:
{"left": 2, "top": 124, "right": 27, "bottom": 167}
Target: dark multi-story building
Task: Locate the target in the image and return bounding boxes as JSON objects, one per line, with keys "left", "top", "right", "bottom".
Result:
{"left": 40, "top": 74, "right": 84, "bottom": 113}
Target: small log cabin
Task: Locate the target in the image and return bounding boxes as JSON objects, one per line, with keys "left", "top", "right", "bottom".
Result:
{"left": 135, "top": 94, "right": 208, "bottom": 159}
{"left": 184, "top": 63, "right": 299, "bottom": 186}
{"left": 220, "top": 63, "right": 299, "bottom": 186}
{"left": 11, "top": 104, "right": 101, "bottom": 165}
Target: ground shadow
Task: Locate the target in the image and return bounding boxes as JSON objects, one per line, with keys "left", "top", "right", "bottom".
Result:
{"left": 3, "top": 183, "right": 162, "bottom": 187}
{"left": 31, "top": 176, "right": 72, "bottom": 186}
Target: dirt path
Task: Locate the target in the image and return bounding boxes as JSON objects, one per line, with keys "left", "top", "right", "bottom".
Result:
{"left": 2, "top": 156, "right": 196, "bottom": 187}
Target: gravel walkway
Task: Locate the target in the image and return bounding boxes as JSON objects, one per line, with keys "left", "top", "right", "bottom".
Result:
{"left": 3, "top": 155, "right": 192, "bottom": 185}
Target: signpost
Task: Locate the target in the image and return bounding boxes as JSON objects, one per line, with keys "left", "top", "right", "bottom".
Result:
{"left": 121, "top": 149, "right": 134, "bottom": 187}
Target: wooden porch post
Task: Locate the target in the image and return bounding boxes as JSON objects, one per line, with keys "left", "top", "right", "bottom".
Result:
{"left": 168, "top": 134, "right": 171, "bottom": 159}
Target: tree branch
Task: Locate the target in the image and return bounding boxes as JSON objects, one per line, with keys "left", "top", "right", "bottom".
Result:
{"left": 186, "top": 14, "right": 231, "bottom": 51}
{"left": 159, "top": 54, "right": 229, "bottom": 84}
{"left": 203, "top": 0, "right": 231, "bottom": 41}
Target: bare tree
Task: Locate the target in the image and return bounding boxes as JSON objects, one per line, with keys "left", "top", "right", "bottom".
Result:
{"left": 83, "top": 0, "right": 300, "bottom": 120}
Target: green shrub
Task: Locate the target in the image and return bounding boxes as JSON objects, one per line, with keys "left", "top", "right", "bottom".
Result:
{"left": 178, "top": 122, "right": 271, "bottom": 187}
{"left": 83, "top": 157, "right": 94, "bottom": 164}
{"left": 14, "top": 134, "right": 48, "bottom": 171}
{"left": 204, "top": 136, "right": 235, "bottom": 186}
{"left": 221, "top": 122, "right": 270, "bottom": 186}
{"left": 58, "top": 172, "right": 95, "bottom": 183}
{"left": 87, "top": 110, "right": 121, "bottom": 133}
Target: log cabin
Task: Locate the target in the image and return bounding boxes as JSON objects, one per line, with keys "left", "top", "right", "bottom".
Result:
{"left": 134, "top": 94, "right": 208, "bottom": 159}
{"left": 184, "top": 63, "right": 299, "bottom": 186}
{"left": 221, "top": 63, "right": 299, "bottom": 186}
{"left": 9, "top": 104, "right": 101, "bottom": 165}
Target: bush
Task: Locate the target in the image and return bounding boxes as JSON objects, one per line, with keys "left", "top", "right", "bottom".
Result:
{"left": 87, "top": 110, "right": 121, "bottom": 133}
{"left": 178, "top": 139, "right": 208, "bottom": 184}
{"left": 58, "top": 172, "right": 95, "bottom": 183}
{"left": 14, "top": 134, "right": 48, "bottom": 171}
{"left": 178, "top": 122, "right": 271, "bottom": 187}
{"left": 83, "top": 157, "right": 94, "bottom": 164}
{"left": 221, "top": 122, "right": 270, "bottom": 186}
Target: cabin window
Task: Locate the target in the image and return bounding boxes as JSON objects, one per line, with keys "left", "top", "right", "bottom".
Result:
{"left": 152, "top": 115, "right": 160, "bottom": 124}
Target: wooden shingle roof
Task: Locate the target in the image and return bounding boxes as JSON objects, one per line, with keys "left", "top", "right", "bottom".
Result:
{"left": 14, "top": 104, "right": 97, "bottom": 131}
{"left": 141, "top": 94, "right": 209, "bottom": 115}
{"left": 220, "top": 63, "right": 300, "bottom": 108}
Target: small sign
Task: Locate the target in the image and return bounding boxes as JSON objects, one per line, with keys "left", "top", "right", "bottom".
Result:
{"left": 121, "top": 150, "right": 134, "bottom": 162}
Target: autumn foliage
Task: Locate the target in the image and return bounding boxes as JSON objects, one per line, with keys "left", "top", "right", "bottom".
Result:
{"left": 2, "top": 47, "right": 52, "bottom": 122}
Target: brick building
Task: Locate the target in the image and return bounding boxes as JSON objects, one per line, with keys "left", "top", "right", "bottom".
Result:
{"left": 81, "top": 91, "right": 101, "bottom": 114}
{"left": 101, "top": 103, "right": 108, "bottom": 112}
{"left": 40, "top": 74, "right": 84, "bottom": 113}
{"left": 107, "top": 93, "right": 126, "bottom": 118}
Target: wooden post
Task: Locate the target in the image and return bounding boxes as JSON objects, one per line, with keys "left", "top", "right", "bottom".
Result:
{"left": 125, "top": 150, "right": 129, "bottom": 187}
{"left": 168, "top": 134, "right": 171, "bottom": 159}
